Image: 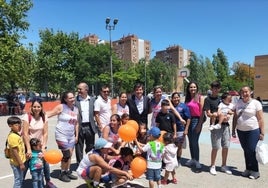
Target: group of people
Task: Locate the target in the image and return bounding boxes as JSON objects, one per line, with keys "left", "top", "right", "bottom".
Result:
{"left": 6, "top": 91, "right": 26, "bottom": 115}
{"left": 5, "top": 81, "right": 265, "bottom": 188}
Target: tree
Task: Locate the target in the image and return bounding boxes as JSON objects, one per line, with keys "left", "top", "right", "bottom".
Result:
{"left": 231, "top": 61, "right": 254, "bottom": 89}
{"left": 212, "top": 48, "right": 229, "bottom": 91}
{"left": 0, "top": 0, "right": 33, "bottom": 91}
{"left": 36, "top": 29, "right": 82, "bottom": 95}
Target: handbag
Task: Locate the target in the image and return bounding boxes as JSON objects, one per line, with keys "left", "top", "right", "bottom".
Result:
{"left": 256, "top": 140, "right": 268, "bottom": 165}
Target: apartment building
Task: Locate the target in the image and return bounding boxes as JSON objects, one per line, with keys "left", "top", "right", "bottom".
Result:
{"left": 82, "top": 34, "right": 100, "bottom": 46}
{"left": 113, "top": 34, "right": 151, "bottom": 63}
{"left": 155, "top": 45, "right": 192, "bottom": 92}
{"left": 254, "top": 55, "right": 268, "bottom": 101}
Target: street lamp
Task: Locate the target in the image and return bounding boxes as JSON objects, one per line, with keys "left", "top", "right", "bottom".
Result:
{"left": 105, "top": 17, "right": 118, "bottom": 98}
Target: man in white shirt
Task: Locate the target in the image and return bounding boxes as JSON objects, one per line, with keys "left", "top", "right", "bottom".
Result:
{"left": 75, "top": 83, "right": 97, "bottom": 164}
{"left": 94, "top": 85, "right": 112, "bottom": 136}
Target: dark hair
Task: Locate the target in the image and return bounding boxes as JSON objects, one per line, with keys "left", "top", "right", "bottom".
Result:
{"left": 153, "top": 85, "right": 162, "bottom": 93}
{"left": 221, "top": 92, "right": 230, "bottom": 100}
{"left": 118, "top": 92, "right": 127, "bottom": 98}
{"left": 60, "top": 91, "right": 74, "bottom": 104}
{"left": 7, "top": 116, "right": 22, "bottom": 125}
{"left": 110, "top": 114, "right": 121, "bottom": 123}
{"left": 133, "top": 83, "right": 144, "bottom": 90}
{"left": 31, "top": 99, "right": 46, "bottom": 121}
{"left": 171, "top": 92, "right": 180, "bottom": 99}
{"left": 120, "top": 147, "right": 134, "bottom": 157}
{"left": 161, "top": 99, "right": 170, "bottom": 106}
{"left": 121, "top": 113, "right": 129, "bottom": 120}
{"left": 30, "top": 138, "right": 41, "bottom": 149}
{"left": 210, "top": 81, "right": 221, "bottom": 88}
{"left": 163, "top": 132, "right": 174, "bottom": 144}
{"left": 100, "top": 85, "right": 109, "bottom": 91}
{"left": 185, "top": 81, "right": 199, "bottom": 103}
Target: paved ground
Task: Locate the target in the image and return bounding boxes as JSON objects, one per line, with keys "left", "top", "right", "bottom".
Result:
{"left": 1, "top": 106, "right": 268, "bottom": 188}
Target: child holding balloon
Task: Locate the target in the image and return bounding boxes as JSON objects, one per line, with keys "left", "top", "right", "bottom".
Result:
{"left": 137, "top": 126, "right": 164, "bottom": 188}
{"left": 29, "top": 138, "right": 44, "bottom": 188}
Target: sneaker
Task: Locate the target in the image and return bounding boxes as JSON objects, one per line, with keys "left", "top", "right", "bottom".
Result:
{"left": 195, "top": 161, "right": 202, "bottom": 169}
{"left": 221, "top": 166, "right": 232, "bottom": 175}
{"left": 249, "top": 171, "right": 260, "bottom": 179}
{"left": 185, "top": 159, "right": 195, "bottom": 166}
{"left": 67, "top": 170, "right": 78, "bottom": 180}
{"left": 161, "top": 179, "right": 167, "bottom": 185}
{"left": 241, "top": 169, "right": 251, "bottom": 177}
{"left": 214, "top": 124, "right": 221, "bottom": 129}
{"left": 210, "top": 166, "right": 217, "bottom": 175}
{"left": 59, "top": 171, "right": 71, "bottom": 182}
{"left": 46, "top": 181, "right": 57, "bottom": 188}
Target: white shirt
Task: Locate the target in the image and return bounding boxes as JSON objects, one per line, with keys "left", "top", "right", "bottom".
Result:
{"left": 79, "top": 95, "right": 90, "bottom": 123}
{"left": 135, "top": 96, "right": 144, "bottom": 114}
{"left": 235, "top": 99, "right": 262, "bottom": 131}
{"left": 94, "top": 95, "right": 112, "bottom": 129}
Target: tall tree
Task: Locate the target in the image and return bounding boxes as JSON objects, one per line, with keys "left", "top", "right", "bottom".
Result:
{"left": 212, "top": 48, "right": 229, "bottom": 91}
{"left": 0, "top": 0, "right": 33, "bottom": 91}
{"left": 36, "top": 29, "right": 82, "bottom": 95}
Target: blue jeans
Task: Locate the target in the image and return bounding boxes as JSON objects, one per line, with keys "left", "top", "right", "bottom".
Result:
{"left": 237, "top": 129, "right": 260, "bottom": 172}
{"left": 10, "top": 164, "right": 24, "bottom": 188}
{"left": 31, "top": 169, "right": 44, "bottom": 188}
{"left": 24, "top": 160, "right": 51, "bottom": 182}
{"left": 187, "top": 118, "right": 202, "bottom": 161}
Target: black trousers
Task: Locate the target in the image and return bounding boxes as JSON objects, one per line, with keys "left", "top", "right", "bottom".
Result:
{"left": 75, "top": 122, "right": 95, "bottom": 164}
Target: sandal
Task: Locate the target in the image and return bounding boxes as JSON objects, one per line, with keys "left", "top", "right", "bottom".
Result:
{"left": 172, "top": 178, "right": 178, "bottom": 184}
{"left": 161, "top": 179, "right": 167, "bottom": 185}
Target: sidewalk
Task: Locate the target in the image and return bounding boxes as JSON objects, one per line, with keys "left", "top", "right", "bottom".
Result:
{"left": 1, "top": 112, "right": 268, "bottom": 188}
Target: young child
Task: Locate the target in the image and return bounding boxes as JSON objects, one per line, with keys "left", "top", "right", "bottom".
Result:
{"left": 137, "top": 126, "right": 164, "bottom": 188}
{"left": 103, "top": 147, "right": 134, "bottom": 187}
{"left": 209, "top": 92, "right": 234, "bottom": 130}
{"left": 6, "top": 116, "right": 26, "bottom": 188}
{"left": 161, "top": 132, "right": 178, "bottom": 185}
{"left": 155, "top": 99, "right": 177, "bottom": 139}
{"left": 29, "top": 138, "right": 44, "bottom": 188}
{"left": 134, "top": 122, "right": 149, "bottom": 157}
{"left": 121, "top": 113, "right": 130, "bottom": 125}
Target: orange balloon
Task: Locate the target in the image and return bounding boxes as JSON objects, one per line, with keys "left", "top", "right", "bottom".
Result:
{"left": 130, "top": 156, "right": 147, "bottom": 178}
{"left": 118, "top": 125, "right": 137, "bottom": 142}
{"left": 127, "top": 120, "right": 139, "bottom": 133}
{"left": 158, "top": 130, "right": 167, "bottom": 143}
{"left": 44, "top": 149, "right": 63, "bottom": 164}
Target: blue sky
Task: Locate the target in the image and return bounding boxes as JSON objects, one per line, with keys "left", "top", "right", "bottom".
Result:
{"left": 23, "top": 0, "right": 268, "bottom": 67}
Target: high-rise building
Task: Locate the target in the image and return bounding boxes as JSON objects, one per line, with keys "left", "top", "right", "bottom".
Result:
{"left": 113, "top": 34, "right": 151, "bottom": 63}
{"left": 155, "top": 45, "right": 192, "bottom": 92}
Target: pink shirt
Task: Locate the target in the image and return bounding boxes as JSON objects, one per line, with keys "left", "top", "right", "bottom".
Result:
{"left": 186, "top": 96, "right": 202, "bottom": 117}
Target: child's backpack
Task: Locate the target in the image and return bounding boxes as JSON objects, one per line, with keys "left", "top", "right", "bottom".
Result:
{"left": 4, "top": 137, "right": 10, "bottom": 158}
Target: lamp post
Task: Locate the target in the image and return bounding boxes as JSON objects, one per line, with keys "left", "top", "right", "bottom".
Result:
{"left": 144, "top": 60, "right": 147, "bottom": 96}
{"left": 105, "top": 17, "right": 118, "bottom": 98}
